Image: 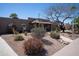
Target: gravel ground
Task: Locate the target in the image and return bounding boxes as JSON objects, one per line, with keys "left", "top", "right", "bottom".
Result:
{"left": 1, "top": 33, "right": 66, "bottom": 56}
{"left": 61, "top": 33, "right": 79, "bottom": 40}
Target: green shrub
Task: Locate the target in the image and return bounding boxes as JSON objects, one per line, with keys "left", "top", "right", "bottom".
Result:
{"left": 51, "top": 24, "right": 60, "bottom": 32}
{"left": 50, "top": 31, "right": 60, "bottom": 39}
{"left": 31, "top": 27, "right": 46, "bottom": 38}
{"left": 24, "top": 38, "right": 44, "bottom": 56}
{"left": 14, "top": 35, "right": 24, "bottom": 41}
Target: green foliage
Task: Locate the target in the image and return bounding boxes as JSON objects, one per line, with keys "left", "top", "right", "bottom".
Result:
{"left": 74, "top": 17, "right": 79, "bottom": 25}
{"left": 31, "top": 27, "right": 46, "bottom": 38}
{"left": 51, "top": 23, "right": 60, "bottom": 32}
{"left": 24, "top": 38, "right": 43, "bottom": 56}
{"left": 14, "top": 35, "right": 24, "bottom": 41}
{"left": 72, "top": 17, "right": 79, "bottom": 33}
{"left": 50, "top": 31, "right": 60, "bottom": 39}
{"left": 70, "top": 6, "right": 77, "bottom": 11}
{"left": 10, "top": 13, "right": 18, "bottom": 19}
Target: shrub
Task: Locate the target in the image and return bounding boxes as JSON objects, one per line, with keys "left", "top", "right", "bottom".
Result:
{"left": 24, "top": 38, "right": 44, "bottom": 56}
{"left": 24, "top": 32, "right": 27, "bottom": 36}
{"left": 12, "top": 28, "right": 19, "bottom": 34}
{"left": 31, "top": 27, "right": 46, "bottom": 38}
{"left": 50, "top": 31, "right": 60, "bottom": 39}
{"left": 14, "top": 31, "right": 19, "bottom": 34}
{"left": 14, "top": 35, "right": 24, "bottom": 41}
{"left": 51, "top": 23, "right": 60, "bottom": 32}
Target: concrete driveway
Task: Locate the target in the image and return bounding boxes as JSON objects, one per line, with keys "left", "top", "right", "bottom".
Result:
{"left": 0, "top": 37, "right": 17, "bottom": 56}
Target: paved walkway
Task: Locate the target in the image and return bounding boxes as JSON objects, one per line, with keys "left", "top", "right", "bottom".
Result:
{"left": 0, "top": 37, "right": 17, "bottom": 56}
{"left": 53, "top": 38, "right": 79, "bottom": 56}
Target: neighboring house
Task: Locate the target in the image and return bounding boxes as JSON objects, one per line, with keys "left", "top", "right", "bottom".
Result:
{"left": 0, "top": 17, "right": 52, "bottom": 35}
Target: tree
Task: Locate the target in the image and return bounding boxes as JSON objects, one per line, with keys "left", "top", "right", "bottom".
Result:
{"left": 74, "top": 17, "right": 79, "bottom": 25}
{"left": 72, "top": 17, "right": 79, "bottom": 33}
{"left": 9, "top": 13, "right": 19, "bottom": 34}
{"left": 10, "top": 13, "right": 18, "bottom": 19}
{"left": 44, "top": 5, "right": 79, "bottom": 32}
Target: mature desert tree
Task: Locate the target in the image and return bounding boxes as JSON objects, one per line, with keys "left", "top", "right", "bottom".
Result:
{"left": 44, "top": 5, "right": 79, "bottom": 32}
{"left": 10, "top": 13, "right": 18, "bottom": 19}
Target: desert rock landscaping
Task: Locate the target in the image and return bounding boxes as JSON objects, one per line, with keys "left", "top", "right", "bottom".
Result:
{"left": 1, "top": 32, "right": 71, "bottom": 56}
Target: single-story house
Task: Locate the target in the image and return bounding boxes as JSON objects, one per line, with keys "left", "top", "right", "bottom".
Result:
{"left": 0, "top": 17, "right": 53, "bottom": 35}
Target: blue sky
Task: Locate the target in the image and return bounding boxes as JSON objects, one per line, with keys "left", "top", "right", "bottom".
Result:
{"left": 0, "top": 3, "right": 79, "bottom": 23}
{"left": 0, "top": 3, "right": 52, "bottom": 19}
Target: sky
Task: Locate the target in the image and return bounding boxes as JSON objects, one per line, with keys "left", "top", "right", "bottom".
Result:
{"left": 0, "top": 3, "right": 79, "bottom": 23}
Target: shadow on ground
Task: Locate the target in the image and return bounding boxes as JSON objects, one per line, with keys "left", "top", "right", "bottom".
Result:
{"left": 25, "top": 48, "right": 48, "bottom": 56}
{"left": 41, "top": 39, "right": 53, "bottom": 45}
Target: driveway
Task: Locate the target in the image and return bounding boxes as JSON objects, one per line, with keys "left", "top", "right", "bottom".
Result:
{"left": 0, "top": 37, "right": 17, "bottom": 56}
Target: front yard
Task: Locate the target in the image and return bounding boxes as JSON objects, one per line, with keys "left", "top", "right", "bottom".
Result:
{"left": 1, "top": 32, "right": 71, "bottom": 56}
